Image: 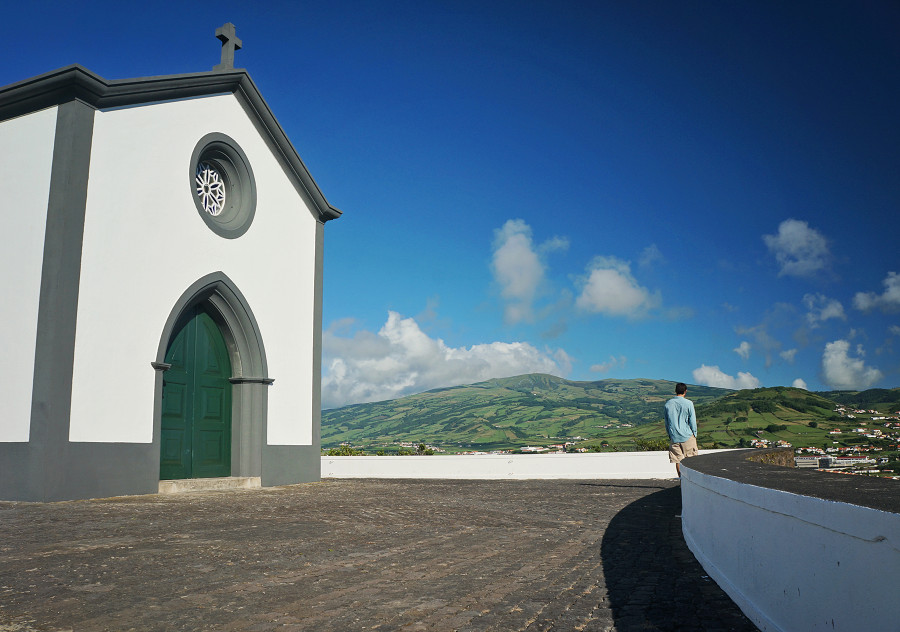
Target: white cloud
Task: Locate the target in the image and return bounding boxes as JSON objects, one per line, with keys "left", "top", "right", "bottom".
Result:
{"left": 638, "top": 244, "right": 664, "bottom": 268}
{"left": 552, "top": 348, "right": 575, "bottom": 374}
{"left": 803, "top": 293, "right": 846, "bottom": 328}
{"left": 735, "top": 322, "right": 784, "bottom": 369}
{"left": 491, "top": 219, "right": 568, "bottom": 325}
{"left": 663, "top": 306, "right": 695, "bottom": 321}
{"left": 322, "top": 312, "right": 569, "bottom": 409}
{"left": 792, "top": 378, "right": 808, "bottom": 390}
{"left": 692, "top": 365, "right": 761, "bottom": 390}
{"left": 575, "top": 256, "right": 661, "bottom": 317}
{"left": 763, "top": 219, "right": 830, "bottom": 277}
{"left": 733, "top": 341, "right": 751, "bottom": 360}
{"left": 821, "top": 339, "right": 883, "bottom": 390}
{"left": 540, "top": 235, "right": 570, "bottom": 254}
{"left": 853, "top": 271, "right": 900, "bottom": 312}
{"left": 890, "top": 325, "right": 900, "bottom": 336}
{"left": 590, "top": 355, "right": 626, "bottom": 373}
{"left": 780, "top": 348, "right": 798, "bottom": 363}
{"left": 491, "top": 220, "right": 543, "bottom": 324}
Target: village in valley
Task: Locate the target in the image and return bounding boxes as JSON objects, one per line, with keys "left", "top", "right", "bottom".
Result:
{"left": 790, "top": 405, "right": 900, "bottom": 478}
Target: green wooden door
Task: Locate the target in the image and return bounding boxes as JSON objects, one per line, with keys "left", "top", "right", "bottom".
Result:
{"left": 160, "top": 306, "right": 232, "bottom": 480}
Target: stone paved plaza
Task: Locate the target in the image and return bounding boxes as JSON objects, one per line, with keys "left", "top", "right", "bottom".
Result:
{"left": 0, "top": 479, "right": 757, "bottom": 631}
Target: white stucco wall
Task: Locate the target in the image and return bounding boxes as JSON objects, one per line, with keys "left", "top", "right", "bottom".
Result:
{"left": 681, "top": 466, "right": 900, "bottom": 632}
{"left": 68, "top": 94, "right": 317, "bottom": 445}
{"left": 0, "top": 106, "right": 57, "bottom": 442}
{"left": 320, "top": 451, "right": 716, "bottom": 479}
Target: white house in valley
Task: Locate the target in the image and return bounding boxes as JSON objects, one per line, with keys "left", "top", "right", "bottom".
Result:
{"left": 0, "top": 27, "right": 341, "bottom": 500}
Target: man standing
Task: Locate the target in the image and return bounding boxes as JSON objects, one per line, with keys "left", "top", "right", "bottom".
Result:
{"left": 664, "top": 382, "right": 698, "bottom": 477}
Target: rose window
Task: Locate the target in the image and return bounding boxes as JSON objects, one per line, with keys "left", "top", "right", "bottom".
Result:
{"left": 196, "top": 162, "right": 227, "bottom": 216}
{"left": 190, "top": 133, "right": 256, "bottom": 238}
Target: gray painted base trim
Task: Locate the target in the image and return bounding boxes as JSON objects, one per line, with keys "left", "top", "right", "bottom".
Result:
{"left": 0, "top": 443, "right": 42, "bottom": 502}
{"left": 262, "top": 445, "right": 321, "bottom": 487}
{"left": 0, "top": 442, "right": 156, "bottom": 502}
{"left": 1, "top": 440, "right": 321, "bottom": 502}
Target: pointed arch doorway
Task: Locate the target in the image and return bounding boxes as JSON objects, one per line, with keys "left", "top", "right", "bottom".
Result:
{"left": 154, "top": 272, "right": 271, "bottom": 484}
{"left": 160, "top": 305, "right": 232, "bottom": 479}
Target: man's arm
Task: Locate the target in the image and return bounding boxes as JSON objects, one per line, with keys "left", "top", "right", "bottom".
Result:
{"left": 690, "top": 402, "right": 698, "bottom": 436}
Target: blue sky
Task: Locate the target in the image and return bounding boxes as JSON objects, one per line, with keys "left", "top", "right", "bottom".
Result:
{"left": 4, "top": 1, "right": 899, "bottom": 408}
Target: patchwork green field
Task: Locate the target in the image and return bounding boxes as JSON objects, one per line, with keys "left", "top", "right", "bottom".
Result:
{"left": 322, "top": 375, "right": 727, "bottom": 452}
{"left": 578, "top": 387, "right": 876, "bottom": 451}
{"left": 321, "top": 374, "right": 900, "bottom": 458}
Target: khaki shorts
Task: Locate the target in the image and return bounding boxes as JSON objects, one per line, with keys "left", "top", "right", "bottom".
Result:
{"left": 668, "top": 435, "right": 698, "bottom": 463}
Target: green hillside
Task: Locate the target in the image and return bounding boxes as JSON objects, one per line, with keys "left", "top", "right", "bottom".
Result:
{"left": 820, "top": 388, "right": 900, "bottom": 406}
{"left": 323, "top": 375, "right": 900, "bottom": 455}
{"left": 322, "top": 374, "right": 729, "bottom": 452}
{"left": 578, "top": 386, "right": 846, "bottom": 452}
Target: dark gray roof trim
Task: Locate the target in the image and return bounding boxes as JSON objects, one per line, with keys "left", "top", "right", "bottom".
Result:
{"left": 0, "top": 65, "right": 341, "bottom": 223}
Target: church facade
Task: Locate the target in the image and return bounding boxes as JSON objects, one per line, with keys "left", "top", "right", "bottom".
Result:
{"left": 0, "top": 64, "right": 341, "bottom": 501}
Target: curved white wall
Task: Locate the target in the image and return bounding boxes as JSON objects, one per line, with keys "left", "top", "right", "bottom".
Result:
{"left": 321, "top": 451, "right": 726, "bottom": 479}
{"left": 681, "top": 465, "right": 900, "bottom": 632}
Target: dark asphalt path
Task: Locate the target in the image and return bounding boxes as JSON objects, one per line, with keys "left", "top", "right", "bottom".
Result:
{"left": 0, "top": 479, "right": 757, "bottom": 631}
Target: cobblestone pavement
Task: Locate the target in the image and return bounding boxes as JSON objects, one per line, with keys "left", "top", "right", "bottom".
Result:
{"left": 0, "top": 479, "right": 757, "bottom": 631}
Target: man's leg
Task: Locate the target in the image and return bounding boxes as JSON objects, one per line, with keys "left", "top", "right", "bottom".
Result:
{"left": 669, "top": 441, "right": 684, "bottom": 478}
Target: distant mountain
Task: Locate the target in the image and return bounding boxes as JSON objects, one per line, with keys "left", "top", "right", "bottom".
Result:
{"left": 321, "top": 374, "right": 730, "bottom": 451}
{"left": 322, "top": 377, "right": 900, "bottom": 453}
{"left": 819, "top": 388, "right": 900, "bottom": 406}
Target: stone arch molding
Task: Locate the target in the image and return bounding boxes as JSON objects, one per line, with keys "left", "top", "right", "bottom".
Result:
{"left": 153, "top": 272, "right": 272, "bottom": 479}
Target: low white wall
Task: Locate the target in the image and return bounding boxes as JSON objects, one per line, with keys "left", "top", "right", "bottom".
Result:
{"left": 321, "top": 451, "right": 700, "bottom": 479}
{"left": 681, "top": 465, "right": 900, "bottom": 632}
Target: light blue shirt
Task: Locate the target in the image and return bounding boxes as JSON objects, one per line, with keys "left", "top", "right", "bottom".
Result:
{"left": 664, "top": 396, "right": 697, "bottom": 444}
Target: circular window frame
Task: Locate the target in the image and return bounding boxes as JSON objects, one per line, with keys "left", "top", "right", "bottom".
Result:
{"left": 190, "top": 133, "right": 256, "bottom": 239}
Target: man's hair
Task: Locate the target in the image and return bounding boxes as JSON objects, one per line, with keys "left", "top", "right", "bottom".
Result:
{"left": 675, "top": 382, "right": 687, "bottom": 395}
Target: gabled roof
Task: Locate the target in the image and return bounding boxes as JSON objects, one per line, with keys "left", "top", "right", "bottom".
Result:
{"left": 0, "top": 65, "right": 341, "bottom": 222}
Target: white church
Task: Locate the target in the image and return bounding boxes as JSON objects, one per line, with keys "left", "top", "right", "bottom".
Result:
{"left": 0, "top": 25, "right": 341, "bottom": 501}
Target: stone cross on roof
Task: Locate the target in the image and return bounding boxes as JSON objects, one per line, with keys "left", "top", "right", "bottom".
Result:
{"left": 213, "top": 23, "right": 242, "bottom": 71}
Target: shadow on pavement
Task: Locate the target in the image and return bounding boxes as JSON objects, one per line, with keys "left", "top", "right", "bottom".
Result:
{"left": 600, "top": 486, "right": 758, "bottom": 631}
